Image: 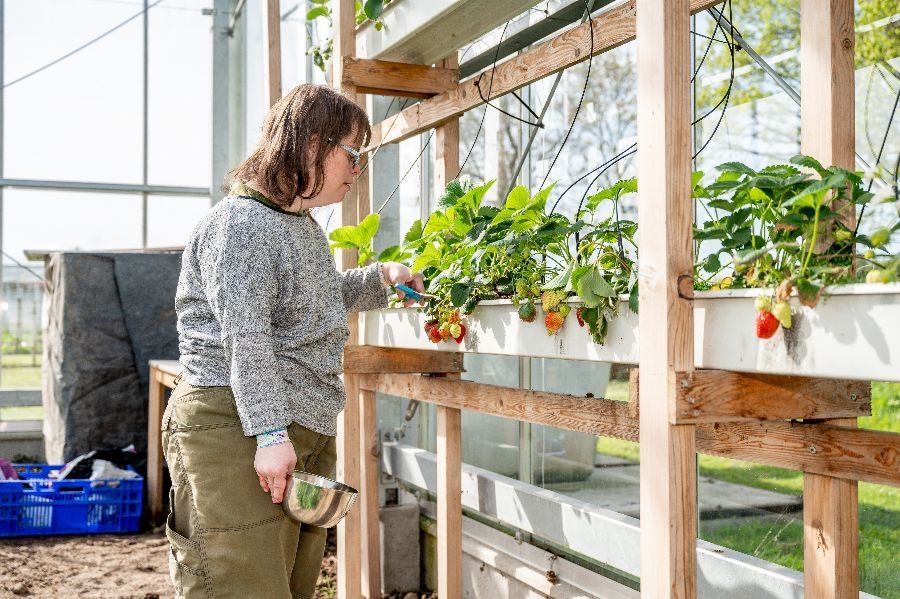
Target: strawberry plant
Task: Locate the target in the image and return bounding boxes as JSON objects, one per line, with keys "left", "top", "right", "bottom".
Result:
{"left": 329, "top": 154, "right": 896, "bottom": 348}
{"left": 694, "top": 154, "right": 897, "bottom": 337}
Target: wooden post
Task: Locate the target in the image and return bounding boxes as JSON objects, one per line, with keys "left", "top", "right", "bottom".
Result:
{"left": 146, "top": 366, "right": 166, "bottom": 525}
{"left": 333, "top": 1, "right": 363, "bottom": 598}
{"left": 436, "top": 405, "right": 462, "bottom": 599}
{"left": 262, "top": 0, "right": 282, "bottom": 107}
{"left": 359, "top": 389, "right": 382, "bottom": 598}
{"left": 435, "top": 54, "right": 461, "bottom": 196}
{"left": 434, "top": 62, "right": 462, "bottom": 596}
{"left": 800, "top": 1, "right": 859, "bottom": 597}
{"left": 636, "top": 0, "right": 697, "bottom": 597}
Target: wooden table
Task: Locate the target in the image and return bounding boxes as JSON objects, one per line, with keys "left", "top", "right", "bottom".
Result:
{"left": 147, "top": 359, "right": 181, "bottom": 526}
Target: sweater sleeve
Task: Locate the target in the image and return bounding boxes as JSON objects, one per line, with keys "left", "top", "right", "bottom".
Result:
{"left": 337, "top": 262, "right": 389, "bottom": 313}
{"left": 201, "top": 213, "right": 291, "bottom": 436}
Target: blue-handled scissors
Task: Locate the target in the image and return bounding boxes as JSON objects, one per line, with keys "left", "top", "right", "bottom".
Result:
{"left": 394, "top": 283, "right": 437, "bottom": 303}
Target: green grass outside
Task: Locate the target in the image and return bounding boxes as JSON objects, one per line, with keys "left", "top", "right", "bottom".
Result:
{"left": 596, "top": 381, "right": 900, "bottom": 597}
{"left": 0, "top": 353, "right": 41, "bottom": 390}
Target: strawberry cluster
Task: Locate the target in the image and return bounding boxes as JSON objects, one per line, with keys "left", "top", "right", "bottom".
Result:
{"left": 424, "top": 310, "right": 466, "bottom": 344}
{"left": 753, "top": 283, "right": 793, "bottom": 339}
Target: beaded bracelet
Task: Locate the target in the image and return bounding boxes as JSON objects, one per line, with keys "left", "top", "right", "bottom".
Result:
{"left": 256, "top": 428, "right": 290, "bottom": 448}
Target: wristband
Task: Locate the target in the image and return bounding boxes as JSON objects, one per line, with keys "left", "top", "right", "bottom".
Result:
{"left": 256, "top": 428, "right": 290, "bottom": 448}
{"left": 378, "top": 263, "right": 392, "bottom": 290}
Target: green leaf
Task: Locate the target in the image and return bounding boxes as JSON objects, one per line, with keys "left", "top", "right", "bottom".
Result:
{"left": 707, "top": 199, "right": 735, "bottom": 211}
{"left": 306, "top": 6, "right": 330, "bottom": 20}
{"left": 363, "top": 0, "right": 384, "bottom": 19}
{"left": 628, "top": 281, "right": 639, "bottom": 314}
{"left": 716, "top": 161, "right": 757, "bottom": 176}
{"left": 504, "top": 186, "right": 530, "bottom": 209}
{"left": 748, "top": 187, "right": 769, "bottom": 202}
{"left": 702, "top": 253, "right": 721, "bottom": 274}
{"left": 438, "top": 177, "right": 470, "bottom": 208}
{"left": 790, "top": 154, "right": 828, "bottom": 177}
{"left": 545, "top": 260, "right": 574, "bottom": 290}
{"left": 328, "top": 212, "right": 380, "bottom": 249}
{"left": 450, "top": 283, "right": 471, "bottom": 307}
{"left": 575, "top": 265, "right": 616, "bottom": 306}
{"left": 403, "top": 219, "right": 423, "bottom": 244}
{"left": 377, "top": 245, "right": 410, "bottom": 263}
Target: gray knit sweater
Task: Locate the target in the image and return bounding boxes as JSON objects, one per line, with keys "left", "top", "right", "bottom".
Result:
{"left": 175, "top": 194, "right": 388, "bottom": 436}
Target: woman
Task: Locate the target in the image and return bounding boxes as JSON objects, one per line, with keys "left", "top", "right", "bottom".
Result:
{"left": 163, "top": 83, "right": 424, "bottom": 598}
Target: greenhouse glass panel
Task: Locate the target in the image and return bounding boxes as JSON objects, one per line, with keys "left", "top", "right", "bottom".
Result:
{"left": 146, "top": 194, "right": 211, "bottom": 248}
{"left": 147, "top": 1, "right": 213, "bottom": 188}
{"left": 3, "top": 1, "right": 143, "bottom": 183}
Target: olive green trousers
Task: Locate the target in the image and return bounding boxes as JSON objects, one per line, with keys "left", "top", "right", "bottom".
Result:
{"left": 161, "top": 381, "right": 337, "bottom": 598}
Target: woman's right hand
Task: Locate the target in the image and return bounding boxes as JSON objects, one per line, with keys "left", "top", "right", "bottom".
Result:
{"left": 254, "top": 443, "right": 297, "bottom": 503}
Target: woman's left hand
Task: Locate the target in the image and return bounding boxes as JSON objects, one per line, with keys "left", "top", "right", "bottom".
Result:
{"left": 381, "top": 262, "right": 426, "bottom": 307}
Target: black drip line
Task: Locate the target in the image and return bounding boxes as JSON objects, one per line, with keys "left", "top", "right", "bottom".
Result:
{"left": 855, "top": 78, "right": 900, "bottom": 235}
{"left": 538, "top": 0, "right": 596, "bottom": 191}
{"left": 474, "top": 76, "right": 545, "bottom": 128}
{"left": 456, "top": 21, "right": 513, "bottom": 179}
{"left": 550, "top": 0, "right": 738, "bottom": 221}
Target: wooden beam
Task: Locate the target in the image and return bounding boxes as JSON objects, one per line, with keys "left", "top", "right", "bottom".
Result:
{"left": 343, "top": 346, "right": 465, "bottom": 374}
{"left": 359, "top": 373, "right": 637, "bottom": 441}
{"left": 800, "top": 1, "right": 858, "bottom": 596}
{"left": 367, "top": 0, "right": 724, "bottom": 150}
{"left": 342, "top": 57, "right": 459, "bottom": 99}
{"left": 637, "top": 0, "right": 696, "bottom": 595}
{"left": 653, "top": 370, "right": 868, "bottom": 423}
{"left": 437, "top": 405, "right": 462, "bottom": 599}
{"left": 262, "top": 0, "right": 282, "bottom": 107}
{"left": 358, "top": 373, "right": 900, "bottom": 487}
{"left": 359, "top": 389, "right": 381, "bottom": 599}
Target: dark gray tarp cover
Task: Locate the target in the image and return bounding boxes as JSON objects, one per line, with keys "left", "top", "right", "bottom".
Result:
{"left": 42, "top": 252, "right": 182, "bottom": 467}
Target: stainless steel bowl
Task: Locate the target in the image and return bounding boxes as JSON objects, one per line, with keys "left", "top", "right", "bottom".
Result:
{"left": 282, "top": 471, "right": 358, "bottom": 528}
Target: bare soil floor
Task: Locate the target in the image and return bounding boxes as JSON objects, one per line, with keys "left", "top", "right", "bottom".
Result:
{"left": 0, "top": 529, "right": 434, "bottom": 598}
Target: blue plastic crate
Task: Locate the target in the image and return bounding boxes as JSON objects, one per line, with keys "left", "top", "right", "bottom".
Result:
{"left": 0, "top": 463, "right": 143, "bottom": 537}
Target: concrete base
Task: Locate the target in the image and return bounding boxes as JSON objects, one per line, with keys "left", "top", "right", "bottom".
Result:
{"left": 380, "top": 503, "right": 421, "bottom": 594}
{"left": 0, "top": 420, "right": 44, "bottom": 462}
{"left": 418, "top": 501, "right": 638, "bottom": 599}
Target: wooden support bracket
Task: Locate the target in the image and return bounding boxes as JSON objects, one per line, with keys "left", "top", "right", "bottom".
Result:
{"left": 343, "top": 346, "right": 465, "bottom": 374}
{"left": 628, "top": 369, "right": 871, "bottom": 423}
{"left": 342, "top": 57, "right": 459, "bottom": 99}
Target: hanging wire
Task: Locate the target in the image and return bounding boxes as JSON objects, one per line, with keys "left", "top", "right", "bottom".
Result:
{"left": 550, "top": 0, "right": 734, "bottom": 218}
{"left": 474, "top": 77, "right": 544, "bottom": 127}
{"left": 854, "top": 80, "right": 900, "bottom": 235}
{"left": 376, "top": 129, "right": 436, "bottom": 215}
{"left": 456, "top": 21, "right": 513, "bottom": 178}
{"left": 538, "top": 0, "right": 596, "bottom": 191}
{"left": 3, "top": 0, "right": 167, "bottom": 89}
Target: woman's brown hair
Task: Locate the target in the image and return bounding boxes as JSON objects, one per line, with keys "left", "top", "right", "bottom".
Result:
{"left": 229, "top": 84, "right": 371, "bottom": 208}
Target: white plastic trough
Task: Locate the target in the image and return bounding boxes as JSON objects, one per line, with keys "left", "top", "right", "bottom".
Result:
{"left": 359, "top": 283, "right": 900, "bottom": 382}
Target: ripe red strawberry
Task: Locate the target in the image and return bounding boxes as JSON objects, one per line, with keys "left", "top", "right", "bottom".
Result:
{"left": 518, "top": 300, "right": 536, "bottom": 323}
{"left": 428, "top": 327, "right": 443, "bottom": 343}
{"left": 453, "top": 322, "right": 467, "bottom": 344}
{"left": 424, "top": 319, "right": 439, "bottom": 335}
{"left": 755, "top": 310, "right": 779, "bottom": 339}
{"left": 575, "top": 307, "right": 585, "bottom": 327}
{"left": 544, "top": 310, "right": 565, "bottom": 335}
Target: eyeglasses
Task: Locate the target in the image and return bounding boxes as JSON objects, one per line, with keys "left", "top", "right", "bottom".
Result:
{"left": 328, "top": 138, "right": 362, "bottom": 167}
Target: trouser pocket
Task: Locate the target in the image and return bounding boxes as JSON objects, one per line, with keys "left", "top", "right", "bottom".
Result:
{"left": 165, "top": 490, "right": 209, "bottom": 598}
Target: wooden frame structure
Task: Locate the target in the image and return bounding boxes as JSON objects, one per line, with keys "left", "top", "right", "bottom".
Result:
{"left": 252, "top": 0, "right": 897, "bottom": 596}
